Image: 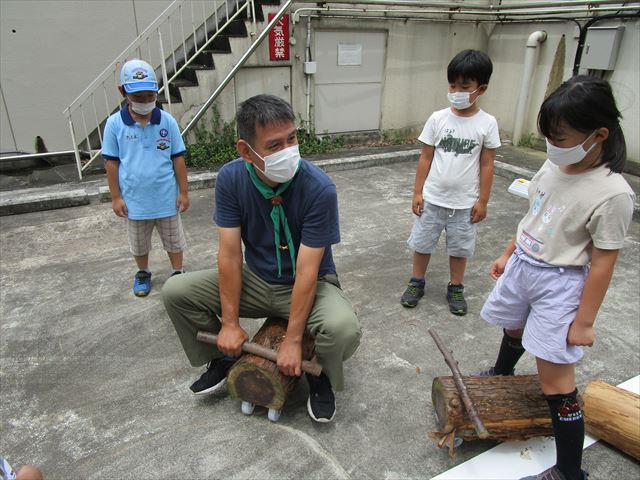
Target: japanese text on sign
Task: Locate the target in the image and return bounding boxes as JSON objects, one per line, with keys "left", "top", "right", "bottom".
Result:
{"left": 268, "top": 13, "right": 289, "bottom": 61}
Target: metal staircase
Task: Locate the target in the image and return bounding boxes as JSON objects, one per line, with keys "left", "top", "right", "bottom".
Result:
{"left": 63, "top": 0, "right": 289, "bottom": 179}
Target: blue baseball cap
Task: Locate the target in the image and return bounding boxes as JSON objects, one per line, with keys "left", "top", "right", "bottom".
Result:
{"left": 120, "top": 59, "right": 158, "bottom": 93}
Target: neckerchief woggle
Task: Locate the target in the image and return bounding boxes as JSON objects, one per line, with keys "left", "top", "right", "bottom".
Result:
{"left": 245, "top": 162, "right": 297, "bottom": 278}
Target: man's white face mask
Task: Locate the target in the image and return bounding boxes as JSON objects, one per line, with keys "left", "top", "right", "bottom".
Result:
{"left": 248, "top": 144, "right": 301, "bottom": 183}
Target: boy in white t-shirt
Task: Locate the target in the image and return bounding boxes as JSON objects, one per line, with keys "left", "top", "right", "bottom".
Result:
{"left": 401, "top": 49, "right": 501, "bottom": 315}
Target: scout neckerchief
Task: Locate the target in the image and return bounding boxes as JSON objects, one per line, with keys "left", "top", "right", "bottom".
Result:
{"left": 245, "top": 162, "right": 297, "bottom": 278}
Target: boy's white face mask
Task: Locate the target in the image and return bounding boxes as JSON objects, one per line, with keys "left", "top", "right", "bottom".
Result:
{"left": 546, "top": 131, "right": 597, "bottom": 166}
{"left": 248, "top": 144, "right": 301, "bottom": 183}
{"left": 130, "top": 101, "right": 156, "bottom": 115}
{"left": 447, "top": 87, "right": 480, "bottom": 110}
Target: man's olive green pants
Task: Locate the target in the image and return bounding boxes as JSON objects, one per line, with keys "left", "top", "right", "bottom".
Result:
{"left": 161, "top": 265, "right": 361, "bottom": 391}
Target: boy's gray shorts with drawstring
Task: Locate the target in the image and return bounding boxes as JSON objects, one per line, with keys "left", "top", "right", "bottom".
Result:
{"left": 407, "top": 202, "right": 476, "bottom": 257}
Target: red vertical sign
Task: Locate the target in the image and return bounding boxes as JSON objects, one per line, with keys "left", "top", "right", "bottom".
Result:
{"left": 268, "top": 13, "right": 289, "bottom": 61}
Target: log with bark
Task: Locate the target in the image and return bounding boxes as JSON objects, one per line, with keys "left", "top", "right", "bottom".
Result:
{"left": 225, "top": 317, "right": 316, "bottom": 410}
{"left": 431, "top": 374, "right": 553, "bottom": 443}
{"left": 582, "top": 379, "right": 640, "bottom": 460}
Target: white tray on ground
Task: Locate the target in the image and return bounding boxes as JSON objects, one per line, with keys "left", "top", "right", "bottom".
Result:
{"left": 508, "top": 178, "right": 531, "bottom": 199}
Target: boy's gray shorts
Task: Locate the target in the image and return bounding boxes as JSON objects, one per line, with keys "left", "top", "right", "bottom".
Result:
{"left": 126, "top": 214, "right": 187, "bottom": 256}
{"left": 407, "top": 202, "right": 476, "bottom": 257}
{"left": 481, "top": 248, "right": 588, "bottom": 365}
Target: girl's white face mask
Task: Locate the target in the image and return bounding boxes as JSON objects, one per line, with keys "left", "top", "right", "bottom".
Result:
{"left": 447, "top": 87, "right": 480, "bottom": 110}
{"left": 546, "top": 131, "right": 597, "bottom": 166}
{"left": 249, "top": 144, "right": 301, "bottom": 183}
{"left": 130, "top": 101, "right": 156, "bottom": 115}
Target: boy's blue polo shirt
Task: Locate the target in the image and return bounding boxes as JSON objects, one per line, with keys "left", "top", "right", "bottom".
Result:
{"left": 214, "top": 158, "right": 340, "bottom": 285}
{"left": 102, "top": 106, "right": 186, "bottom": 220}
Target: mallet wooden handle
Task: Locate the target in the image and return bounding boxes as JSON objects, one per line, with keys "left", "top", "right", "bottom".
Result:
{"left": 429, "top": 329, "right": 489, "bottom": 439}
{"left": 196, "top": 331, "right": 323, "bottom": 377}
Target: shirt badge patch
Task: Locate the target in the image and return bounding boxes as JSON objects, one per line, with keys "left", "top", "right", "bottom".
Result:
{"left": 160, "top": 128, "right": 168, "bottom": 138}
{"left": 519, "top": 230, "right": 543, "bottom": 254}
{"left": 157, "top": 141, "right": 169, "bottom": 151}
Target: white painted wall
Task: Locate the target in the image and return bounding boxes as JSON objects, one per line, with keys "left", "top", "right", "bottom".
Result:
{"left": 0, "top": 0, "right": 171, "bottom": 153}
{"left": 287, "top": 15, "right": 639, "bottom": 163}
{"left": 1, "top": 1, "right": 638, "bottom": 165}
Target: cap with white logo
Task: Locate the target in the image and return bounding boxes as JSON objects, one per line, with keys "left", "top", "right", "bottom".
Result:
{"left": 120, "top": 59, "right": 158, "bottom": 93}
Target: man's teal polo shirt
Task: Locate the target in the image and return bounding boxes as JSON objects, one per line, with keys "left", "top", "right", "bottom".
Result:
{"left": 102, "top": 106, "right": 186, "bottom": 220}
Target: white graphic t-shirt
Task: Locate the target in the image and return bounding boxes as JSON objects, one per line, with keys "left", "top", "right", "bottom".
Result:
{"left": 418, "top": 108, "right": 501, "bottom": 209}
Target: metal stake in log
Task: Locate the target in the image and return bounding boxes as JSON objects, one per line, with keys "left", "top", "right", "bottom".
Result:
{"left": 196, "top": 331, "right": 323, "bottom": 377}
{"left": 428, "top": 329, "right": 489, "bottom": 439}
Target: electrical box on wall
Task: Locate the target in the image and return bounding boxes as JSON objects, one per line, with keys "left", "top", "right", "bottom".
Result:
{"left": 581, "top": 26, "right": 625, "bottom": 70}
{"left": 304, "top": 61, "right": 317, "bottom": 74}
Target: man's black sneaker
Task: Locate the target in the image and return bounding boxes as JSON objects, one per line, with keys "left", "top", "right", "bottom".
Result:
{"left": 400, "top": 278, "right": 425, "bottom": 308}
{"left": 446, "top": 283, "right": 468, "bottom": 316}
{"left": 306, "top": 372, "right": 336, "bottom": 423}
{"left": 190, "top": 357, "right": 235, "bottom": 395}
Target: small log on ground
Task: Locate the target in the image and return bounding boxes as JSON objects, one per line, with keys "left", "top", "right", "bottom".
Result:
{"left": 226, "top": 317, "right": 315, "bottom": 410}
{"left": 583, "top": 379, "right": 640, "bottom": 460}
{"left": 431, "top": 374, "right": 553, "bottom": 441}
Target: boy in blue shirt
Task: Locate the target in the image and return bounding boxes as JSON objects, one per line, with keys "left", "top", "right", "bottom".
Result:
{"left": 401, "top": 49, "right": 500, "bottom": 315}
{"left": 103, "top": 59, "right": 189, "bottom": 297}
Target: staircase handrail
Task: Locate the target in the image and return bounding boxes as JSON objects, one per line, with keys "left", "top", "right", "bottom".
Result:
{"left": 63, "top": 0, "right": 255, "bottom": 179}
{"left": 183, "top": 0, "right": 293, "bottom": 136}
{"left": 161, "top": 1, "right": 255, "bottom": 97}
{"left": 64, "top": 0, "right": 184, "bottom": 116}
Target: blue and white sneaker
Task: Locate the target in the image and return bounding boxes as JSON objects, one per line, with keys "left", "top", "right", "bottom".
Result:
{"left": 133, "top": 270, "right": 152, "bottom": 297}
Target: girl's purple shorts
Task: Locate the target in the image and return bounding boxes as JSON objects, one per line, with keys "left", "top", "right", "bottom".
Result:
{"left": 481, "top": 247, "right": 588, "bottom": 365}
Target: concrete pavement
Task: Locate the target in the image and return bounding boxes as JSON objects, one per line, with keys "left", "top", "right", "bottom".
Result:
{"left": 1, "top": 147, "right": 639, "bottom": 479}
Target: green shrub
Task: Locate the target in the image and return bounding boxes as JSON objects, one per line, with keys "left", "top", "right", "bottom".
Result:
{"left": 518, "top": 132, "right": 535, "bottom": 148}
{"left": 297, "top": 130, "right": 346, "bottom": 156}
{"left": 185, "top": 110, "right": 349, "bottom": 168}
{"left": 185, "top": 108, "right": 238, "bottom": 168}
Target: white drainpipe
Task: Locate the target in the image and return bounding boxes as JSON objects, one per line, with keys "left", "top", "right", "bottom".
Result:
{"left": 305, "top": 16, "right": 312, "bottom": 134}
{"left": 512, "top": 30, "right": 547, "bottom": 146}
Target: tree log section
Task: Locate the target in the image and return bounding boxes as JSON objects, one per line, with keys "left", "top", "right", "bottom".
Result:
{"left": 582, "top": 380, "right": 640, "bottom": 460}
{"left": 226, "top": 317, "right": 316, "bottom": 410}
{"left": 432, "top": 375, "right": 553, "bottom": 441}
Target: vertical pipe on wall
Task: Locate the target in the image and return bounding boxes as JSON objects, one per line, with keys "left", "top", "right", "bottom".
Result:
{"left": 305, "top": 16, "right": 312, "bottom": 134}
{"left": 512, "top": 30, "right": 547, "bottom": 146}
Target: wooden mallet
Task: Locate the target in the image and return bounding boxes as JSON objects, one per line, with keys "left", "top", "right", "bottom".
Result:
{"left": 196, "top": 331, "right": 323, "bottom": 376}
